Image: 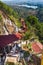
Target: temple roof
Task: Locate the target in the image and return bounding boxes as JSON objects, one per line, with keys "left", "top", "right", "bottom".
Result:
{"left": 0, "top": 33, "right": 22, "bottom": 48}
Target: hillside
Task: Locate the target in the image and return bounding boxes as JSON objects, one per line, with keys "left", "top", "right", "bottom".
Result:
{"left": 0, "top": 1, "right": 21, "bottom": 35}
{"left": 10, "top": 4, "right": 43, "bottom": 22}
{"left": 0, "top": 1, "right": 43, "bottom": 44}
{"left": 0, "top": 1, "right": 22, "bottom": 27}
{"left": 0, "top": 1, "right": 22, "bottom": 35}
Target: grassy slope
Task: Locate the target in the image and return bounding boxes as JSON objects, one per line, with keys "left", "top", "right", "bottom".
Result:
{"left": 0, "top": 1, "right": 22, "bottom": 28}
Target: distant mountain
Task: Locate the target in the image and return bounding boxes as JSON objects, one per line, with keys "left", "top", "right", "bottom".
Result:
{"left": 3, "top": 1, "right": 43, "bottom": 8}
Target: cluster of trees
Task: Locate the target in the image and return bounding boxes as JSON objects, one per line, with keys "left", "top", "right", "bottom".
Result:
{"left": 24, "top": 16, "right": 43, "bottom": 43}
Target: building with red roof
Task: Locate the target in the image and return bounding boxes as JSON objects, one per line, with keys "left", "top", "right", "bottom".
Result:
{"left": 32, "top": 41, "right": 43, "bottom": 54}
{"left": 0, "top": 33, "right": 22, "bottom": 48}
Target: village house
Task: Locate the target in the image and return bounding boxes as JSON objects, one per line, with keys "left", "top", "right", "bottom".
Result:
{"left": 31, "top": 41, "right": 43, "bottom": 54}
{"left": 0, "top": 33, "right": 22, "bottom": 64}
{"left": 4, "top": 43, "right": 24, "bottom": 64}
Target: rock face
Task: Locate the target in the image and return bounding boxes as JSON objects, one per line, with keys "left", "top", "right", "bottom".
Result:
{"left": 0, "top": 10, "right": 19, "bottom": 35}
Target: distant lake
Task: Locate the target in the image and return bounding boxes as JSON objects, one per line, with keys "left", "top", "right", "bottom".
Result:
{"left": 18, "top": 5, "right": 38, "bottom": 9}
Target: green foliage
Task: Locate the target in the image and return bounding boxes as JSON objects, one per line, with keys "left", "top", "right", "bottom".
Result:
{"left": 24, "top": 51, "right": 30, "bottom": 57}
{"left": 25, "top": 15, "right": 43, "bottom": 44}
{"left": 26, "top": 15, "right": 38, "bottom": 26}
{"left": 38, "top": 23, "right": 43, "bottom": 43}
{"left": 0, "top": 14, "right": 2, "bottom": 22}
{"left": 25, "top": 20, "right": 31, "bottom": 29}
{"left": 0, "top": 1, "right": 21, "bottom": 27}
{"left": 9, "top": 15, "right": 22, "bottom": 27}
{"left": 23, "top": 31, "right": 32, "bottom": 40}
{"left": 0, "top": 1, "right": 19, "bottom": 18}
{"left": 27, "top": 43, "right": 31, "bottom": 49}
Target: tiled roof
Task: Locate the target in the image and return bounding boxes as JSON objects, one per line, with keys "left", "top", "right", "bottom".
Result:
{"left": 0, "top": 33, "right": 22, "bottom": 48}
{"left": 32, "top": 42, "right": 43, "bottom": 54}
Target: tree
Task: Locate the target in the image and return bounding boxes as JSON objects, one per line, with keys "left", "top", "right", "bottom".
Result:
{"left": 26, "top": 16, "right": 43, "bottom": 44}
{"left": 26, "top": 15, "right": 39, "bottom": 26}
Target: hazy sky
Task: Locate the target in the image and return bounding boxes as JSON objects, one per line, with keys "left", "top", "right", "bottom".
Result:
{"left": 1, "top": 0, "right": 43, "bottom": 2}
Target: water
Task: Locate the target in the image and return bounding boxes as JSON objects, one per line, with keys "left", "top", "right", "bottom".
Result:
{"left": 18, "top": 4, "right": 38, "bottom": 9}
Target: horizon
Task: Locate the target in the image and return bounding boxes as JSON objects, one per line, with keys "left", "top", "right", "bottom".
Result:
{"left": 1, "top": 0, "right": 43, "bottom": 3}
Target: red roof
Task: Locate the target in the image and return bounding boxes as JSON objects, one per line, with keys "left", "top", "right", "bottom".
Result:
{"left": 32, "top": 42, "right": 43, "bottom": 54}
{"left": 0, "top": 33, "right": 22, "bottom": 48}
{"left": 15, "top": 33, "right": 22, "bottom": 39}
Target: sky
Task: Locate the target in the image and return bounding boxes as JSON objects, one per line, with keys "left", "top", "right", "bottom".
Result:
{"left": 0, "top": 0, "right": 43, "bottom": 2}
